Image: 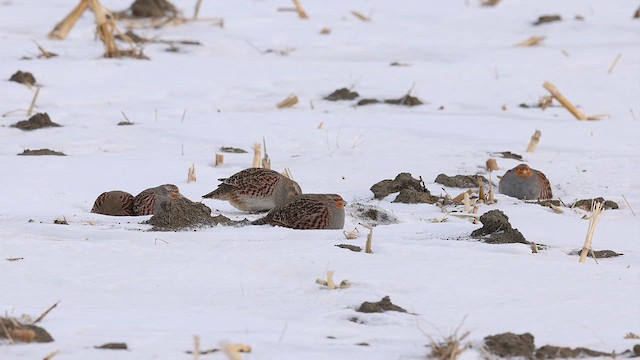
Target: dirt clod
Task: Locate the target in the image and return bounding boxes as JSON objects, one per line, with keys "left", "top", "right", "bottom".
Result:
{"left": 357, "top": 98, "right": 380, "bottom": 106}
{"left": 11, "top": 113, "right": 61, "bottom": 131}
{"left": 471, "top": 210, "right": 529, "bottom": 244}
{"left": 568, "top": 249, "right": 623, "bottom": 258}
{"left": 18, "top": 149, "right": 66, "bottom": 156}
{"left": 0, "top": 317, "right": 54, "bottom": 343}
{"left": 535, "top": 345, "right": 611, "bottom": 359}
{"left": 371, "top": 173, "right": 424, "bottom": 199}
{"left": 349, "top": 203, "right": 399, "bottom": 226}
{"left": 220, "top": 146, "right": 248, "bottom": 153}
{"left": 9, "top": 71, "right": 36, "bottom": 85}
{"left": 393, "top": 188, "right": 439, "bottom": 204}
{"left": 533, "top": 15, "right": 562, "bottom": 25}
{"left": 384, "top": 94, "right": 423, "bottom": 106}
{"left": 484, "top": 332, "right": 535, "bottom": 358}
{"left": 571, "top": 197, "right": 619, "bottom": 211}
{"left": 95, "top": 342, "right": 128, "bottom": 350}
{"left": 325, "top": 88, "right": 359, "bottom": 101}
{"left": 336, "top": 244, "right": 362, "bottom": 252}
{"left": 146, "top": 197, "right": 240, "bottom": 231}
{"left": 435, "top": 174, "right": 488, "bottom": 188}
{"left": 634, "top": 344, "right": 640, "bottom": 356}
{"left": 130, "top": 0, "right": 178, "bottom": 18}
{"left": 356, "top": 296, "right": 406, "bottom": 313}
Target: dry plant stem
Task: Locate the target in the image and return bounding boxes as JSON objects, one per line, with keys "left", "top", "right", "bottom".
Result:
{"left": 0, "top": 319, "right": 14, "bottom": 344}
{"left": 325, "top": 271, "right": 336, "bottom": 289}
{"left": 181, "top": 109, "right": 188, "bottom": 122}
{"left": 621, "top": 194, "right": 636, "bottom": 216}
{"left": 608, "top": 53, "right": 622, "bottom": 74}
{"left": 194, "top": 335, "right": 201, "bottom": 360}
{"left": 48, "top": 0, "right": 89, "bottom": 39}
{"left": 193, "top": 0, "right": 204, "bottom": 19}
{"left": 33, "top": 301, "right": 60, "bottom": 324}
{"left": 352, "top": 11, "right": 371, "bottom": 21}
{"left": 221, "top": 343, "right": 251, "bottom": 360}
{"left": 261, "top": 137, "right": 271, "bottom": 170}
{"left": 452, "top": 189, "right": 473, "bottom": 203}
{"left": 215, "top": 154, "right": 224, "bottom": 167}
{"left": 579, "top": 201, "right": 604, "bottom": 263}
{"left": 43, "top": 350, "right": 60, "bottom": 360}
{"left": 543, "top": 81, "right": 587, "bottom": 120}
{"left": 32, "top": 40, "right": 54, "bottom": 59}
{"left": 531, "top": 241, "right": 538, "bottom": 253}
{"left": 276, "top": 95, "right": 299, "bottom": 109}
{"left": 463, "top": 192, "right": 471, "bottom": 212}
{"left": 515, "top": 35, "right": 545, "bottom": 47}
{"left": 187, "top": 164, "right": 196, "bottom": 183}
{"left": 252, "top": 143, "right": 262, "bottom": 168}
{"left": 486, "top": 158, "right": 499, "bottom": 171}
{"left": 526, "top": 130, "right": 542, "bottom": 152}
{"left": 27, "top": 86, "right": 41, "bottom": 116}
{"left": 291, "top": 0, "right": 309, "bottom": 19}
{"left": 478, "top": 178, "right": 485, "bottom": 202}
{"left": 87, "top": 0, "right": 120, "bottom": 58}
{"left": 359, "top": 223, "right": 374, "bottom": 254}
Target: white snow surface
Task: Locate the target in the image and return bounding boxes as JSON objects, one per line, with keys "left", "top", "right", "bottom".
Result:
{"left": 1, "top": 0, "right": 639, "bottom": 359}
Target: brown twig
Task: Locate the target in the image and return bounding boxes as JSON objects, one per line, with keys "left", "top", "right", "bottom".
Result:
{"left": 543, "top": 81, "right": 587, "bottom": 120}
{"left": 607, "top": 53, "right": 622, "bottom": 74}
{"left": 43, "top": 350, "right": 60, "bottom": 360}
{"left": 515, "top": 35, "right": 545, "bottom": 47}
{"left": 359, "top": 223, "right": 374, "bottom": 254}
{"left": 579, "top": 201, "right": 603, "bottom": 263}
{"left": 33, "top": 301, "right": 60, "bottom": 324}
{"left": 276, "top": 94, "right": 299, "bottom": 108}
{"left": 193, "top": 0, "right": 204, "bottom": 19}
{"left": 27, "top": 86, "right": 41, "bottom": 116}
{"left": 48, "top": 0, "right": 89, "bottom": 40}
{"left": 621, "top": 194, "right": 636, "bottom": 216}
{"left": 32, "top": 39, "right": 55, "bottom": 59}
{"left": 291, "top": 0, "right": 309, "bottom": 19}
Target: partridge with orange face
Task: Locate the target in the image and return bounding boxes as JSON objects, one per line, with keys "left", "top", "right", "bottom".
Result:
{"left": 133, "top": 184, "right": 183, "bottom": 215}
{"left": 91, "top": 190, "right": 134, "bottom": 216}
{"left": 252, "top": 194, "right": 346, "bottom": 230}
{"left": 202, "top": 168, "right": 302, "bottom": 212}
{"left": 499, "top": 164, "right": 553, "bottom": 200}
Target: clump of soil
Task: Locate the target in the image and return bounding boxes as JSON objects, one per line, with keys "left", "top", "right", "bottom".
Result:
{"left": 325, "top": 88, "right": 359, "bottom": 101}
{"left": 129, "top": 0, "right": 179, "bottom": 18}
{"left": 357, "top": 94, "right": 424, "bottom": 107}
{"left": 336, "top": 244, "right": 362, "bottom": 252}
{"left": 95, "top": 342, "right": 128, "bottom": 350}
{"left": 356, "top": 296, "right": 406, "bottom": 313}
{"left": 349, "top": 203, "right": 399, "bottom": 226}
{"left": 571, "top": 198, "right": 619, "bottom": 211}
{"left": 484, "top": 332, "right": 535, "bottom": 358}
{"left": 535, "top": 345, "right": 612, "bottom": 359}
{"left": 11, "top": 113, "right": 61, "bottom": 131}
{"left": 0, "top": 317, "right": 54, "bottom": 343}
{"left": 9, "top": 71, "right": 36, "bottom": 86}
{"left": 393, "top": 188, "right": 439, "bottom": 204}
{"left": 220, "top": 146, "right": 248, "bottom": 153}
{"left": 435, "top": 174, "right": 488, "bottom": 188}
{"left": 533, "top": 15, "right": 562, "bottom": 25}
{"left": 634, "top": 6, "right": 640, "bottom": 19}
{"left": 471, "top": 210, "right": 529, "bottom": 244}
{"left": 492, "top": 151, "right": 524, "bottom": 161}
{"left": 568, "top": 249, "right": 622, "bottom": 258}
{"left": 370, "top": 173, "right": 424, "bottom": 199}
{"left": 146, "top": 197, "right": 239, "bottom": 231}
{"left": 634, "top": 344, "right": 640, "bottom": 356}
{"left": 18, "top": 149, "right": 66, "bottom": 156}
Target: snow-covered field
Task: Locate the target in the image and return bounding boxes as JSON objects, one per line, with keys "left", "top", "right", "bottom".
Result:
{"left": 1, "top": 0, "right": 639, "bottom": 359}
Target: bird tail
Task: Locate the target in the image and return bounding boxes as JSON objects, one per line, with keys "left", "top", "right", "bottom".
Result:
{"left": 251, "top": 216, "right": 269, "bottom": 225}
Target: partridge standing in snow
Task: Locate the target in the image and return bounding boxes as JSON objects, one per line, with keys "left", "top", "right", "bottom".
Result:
{"left": 252, "top": 194, "right": 346, "bottom": 230}
{"left": 499, "top": 164, "right": 553, "bottom": 200}
{"left": 91, "top": 190, "right": 135, "bottom": 216}
{"left": 133, "top": 184, "right": 183, "bottom": 216}
{"left": 202, "top": 168, "right": 302, "bottom": 212}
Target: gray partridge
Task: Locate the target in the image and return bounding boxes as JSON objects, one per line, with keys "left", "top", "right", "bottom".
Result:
{"left": 91, "top": 190, "right": 134, "bottom": 216}
{"left": 202, "top": 168, "right": 302, "bottom": 212}
{"left": 252, "top": 194, "right": 346, "bottom": 230}
{"left": 133, "top": 184, "right": 183, "bottom": 216}
{"left": 499, "top": 164, "right": 553, "bottom": 200}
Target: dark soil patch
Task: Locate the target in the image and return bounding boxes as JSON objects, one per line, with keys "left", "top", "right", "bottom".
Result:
{"left": 634, "top": 344, "right": 640, "bottom": 356}
{"left": 219, "top": 146, "right": 248, "bottom": 153}
{"left": 533, "top": 15, "right": 562, "bottom": 25}
{"left": 435, "top": 174, "right": 488, "bottom": 188}
{"left": 0, "top": 317, "right": 54, "bottom": 343}
{"left": 54, "top": 218, "right": 69, "bottom": 225}
{"left": 9, "top": 71, "right": 36, "bottom": 86}
{"left": 484, "top": 332, "right": 535, "bottom": 358}
{"left": 536, "top": 199, "right": 562, "bottom": 208}
{"left": 11, "top": 113, "right": 61, "bottom": 131}
{"left": 336, "top": 244, "right": 362, "bottom": 252}
{"left": 129, "top": 0, "right": 178, "bottom": 18}
{"left": 492, "top": 151, "right": 524, "bottom": 161}
{"left": 325, "top": 88, "right": 359, "bottom": 101}
{"left": 18, "top": 148, "right": 66, "bottom": 156}
{"left": 635, "top": 6, "right": 640, "bottom": 19}
{"left": 471, "top": 210, "right": 529, "bottom": 245}
{"left": 571, "top": 197, "right": 619, "bottom": 211}
{"left": 146, "top": 197, "right": 241, "bottom": 231}
{"left": 393, "top": 188, "right": 439, "bottom": 204}
{"left": 349, "top": 203, "right": 399, "bottom": 226}
{"left": 370, "top": 172, "right": 424, "bottom": 199}
{"left": 568, "top": 249, "right": 623, "bottom": 258}
{"left": 95, "top": 342, "right": 128, "bottom": 350}
{"left": 357, "top": 98, "right": 380, "bottom": 106}
{"left": 117, "top": 121, "right": 134, "bottom": 126}
{"left": 384, "top": 94, "right": 423, "bottom": 106}
{"left": 389, "top": 61, "right": 410, "bottom": 66}
{"left": 356, "top": 296, "right": 406, "bottom": 313}
{"left": 535, "top": 345, "right": 612, "bottom": 359}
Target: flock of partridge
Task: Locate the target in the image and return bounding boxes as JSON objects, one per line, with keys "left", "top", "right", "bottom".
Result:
{"left": 91, "top": 164, "right": 552, "bottom": 230}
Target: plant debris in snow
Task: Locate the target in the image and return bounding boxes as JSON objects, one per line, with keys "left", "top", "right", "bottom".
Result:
{"left": 127, "top": 0, "right": 179, "bottom": 18}
{"left": 9, "top": 70, "right": 36, "bottom": 86}
{"left": 533, "top": 15, "right": 562, "bottom": 25}
{"left": 357, "top": 94, "right": 424, "bottom": 107}
{"left": 471, "top": 210, "right": 529, "bottom": 245}
{"left": 571, "top": 197, "right": 619, "bottom": 211}
{"left": 18, "top": 149, "right": 66, "bottom": 156}
{"left": 324, "top": 88, "right": 359, "bottom": 101}
{"left": 348, "top": 203, "right": 399, "bottom": 226}
{"left": 492, "top": 151, "right": 524, "bottom": 161}
{"left": 146, "top": 197, "right": 242, "bottom": 231}
{"left": 336, "top": 244, "right": 362, "bottom": 252}
{"left": 11, "top": 113, "right": 61, "bottom": 131}
{"left": 219, "top": 146, "right": 248, "bottom": 153}
{"left": 568, "top": 249, "right": 623, "bottom": 258}
{"left": 484, "top": 332, "right": 535, "bottom": 358}
{"left": 356, "top": 296, "right": 406, "bottom": 313}
{"left": 95, "top": 342, "right": 128, "bottom": 350}
{"left": 0, "top": 317, "right": 54, "bottom": 343}
{"left": 535, "top": 345, "right": 614, "bottom": 359}
{"left": 435, "top": 174, "right": 489, "bottom": 188}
